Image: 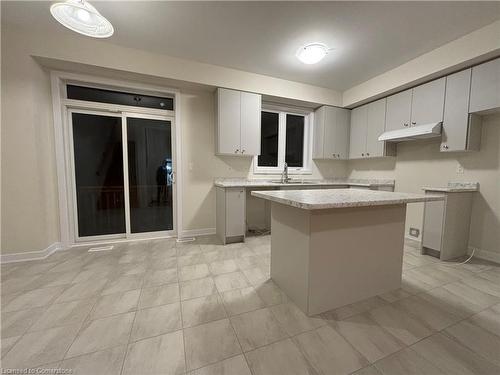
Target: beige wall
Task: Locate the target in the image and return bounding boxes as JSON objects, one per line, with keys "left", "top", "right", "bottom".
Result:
{"left": 347, "top": 114, "right": 500, "bottom": 255}
{"left": 1, "top": 31, "right": 60, "bottom": 255}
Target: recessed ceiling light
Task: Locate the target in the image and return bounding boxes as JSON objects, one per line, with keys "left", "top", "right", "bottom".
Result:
{"left": 50, "top": 0, "right": 114, "bottom": 38}
{"left": 296, "top": 43, "right": 329, "bottom": 65}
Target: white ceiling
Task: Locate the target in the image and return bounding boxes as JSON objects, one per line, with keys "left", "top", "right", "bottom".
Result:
{"left": 3, "top": 1, "right": 499, "bottom": 91}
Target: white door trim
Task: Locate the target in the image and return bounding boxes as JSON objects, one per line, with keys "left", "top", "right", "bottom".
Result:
{"left": 51, "top": 71, "right": 183, "bottom": 249}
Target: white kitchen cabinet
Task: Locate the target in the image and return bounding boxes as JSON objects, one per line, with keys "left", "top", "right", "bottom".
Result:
{"left": 422, "top": 190, "right": 474, "bottom": 261}
{"left": 441, "top": 69, "right": 482, "bottom": 152}
{"left": 349, "top": 99, "right": 395, "bottom": 159}
{"left": 313, "top": 106, "right": 351, "bottom": 159}
{"left": 410, "top": 78, "right": 445, "bottom": 126}
{"left": 216, "top": 187, "right": 246, "bottom": 244}
{"left": 385, "top": 89, "right": 412, "bottom": 131}
{"left": 366, "top": 99, "right": 390, "bottom": 157}
{"left": 215, "top": 88, "right": 261, "bottom": 156}
{"left": 469, "top": 58, "right": 500, "bottom": 113}
{"left": 240, "top": 91, "right": 261, "bottom": 155}
{"left": 348, "top": 105, "right": 367, "bottom": 159}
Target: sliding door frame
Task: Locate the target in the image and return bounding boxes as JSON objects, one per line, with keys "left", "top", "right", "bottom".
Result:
{"left": 122, "top": 112, "right": 177, "bottom": 240}
{"left": 51, "top": 71, "right": 183, "bottom": 249}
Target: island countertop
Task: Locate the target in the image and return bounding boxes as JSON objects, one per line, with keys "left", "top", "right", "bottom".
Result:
{"left": 251, "top": 188, "right": 444, "bottom": 210}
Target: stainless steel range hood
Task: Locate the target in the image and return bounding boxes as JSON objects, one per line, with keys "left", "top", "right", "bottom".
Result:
{"left": 378, "top": 122, "right": 442, "bottom": 142}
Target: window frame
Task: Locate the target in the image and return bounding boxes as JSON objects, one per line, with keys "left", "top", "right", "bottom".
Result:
{"left": 253, "top": 104, "right": 313, "bottom": 175}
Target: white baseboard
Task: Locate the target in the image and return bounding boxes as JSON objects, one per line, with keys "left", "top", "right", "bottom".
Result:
{"left": 1, "top": 242, "right": 62, "bottom": 264}
{"left": 180, "top": 228, "right": 216, "bottom": 238}
{"left": 468, "top": 246, "right": 500, "bottom": 264}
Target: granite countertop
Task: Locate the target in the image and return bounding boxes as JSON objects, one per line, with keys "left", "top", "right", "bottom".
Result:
{"left": 422, "top": 182, "right": 479, "bottom": 193}
{"left": 214, "top": 177, "right": 395, "bottom": 188}
{"left": 251, "top": 188, "right": 444, "bottom": 210}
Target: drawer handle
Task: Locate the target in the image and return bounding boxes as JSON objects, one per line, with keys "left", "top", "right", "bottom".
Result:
{"left": 241, "top": 149, "right": 245, "bottom": 154}
{"left": 235, "top": 149, "right": 239, "bottom": 153}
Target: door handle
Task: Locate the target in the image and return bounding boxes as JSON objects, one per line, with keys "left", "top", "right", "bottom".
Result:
{"left": 171, "top": 171, "right": 176, "bottom": 184}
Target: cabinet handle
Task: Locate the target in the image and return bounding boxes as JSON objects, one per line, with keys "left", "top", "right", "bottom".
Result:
{"left": 332, "top": 154, "right": 336, "bottom": 158}
{"left": 241, "top": 149, "right": 245, "bottom": 154}
{"left": 442, "top": 144, "right": 449, "bottom": 150}
{"left": 366, "top": 153, "right": 370, "bottom": 156}
{"left": 404, "top": 123, "right": 409, "bottom": 127}
{"left": 362, "top": 153, "right": 365, "bottom": 156}
{"left": 235, "top": 149, "right": 239, "bottom": 153}
{"left": 411, "top": 122, "right": 416, "bottom": 126}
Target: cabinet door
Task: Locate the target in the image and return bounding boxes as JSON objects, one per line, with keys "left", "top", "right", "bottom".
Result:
{"left": 225, "top": 189, "right": 245, "bottom": 237}
{"left": 422, "top": 199, "right": 445, "bottom": 252}
{"left": 324, "top": 107, "right": 350, "bottom": 159}
{"left": 240, "top": 92, "right": 261, "bottom": 155}
{"left": 349, "top": 105, "right": 367, "bottom": 159}
{"left": 441, "top": 69, "right": 471, "bottom": 152}
{"left": 470, "top": 58, "right": 500, "bottom": 113}
{"left": 411, "top": 78, "right": 445, "bottom": 126}
{"left": 385, "top": 89, "right": 412, "bottom": 131}
{"left": 312, "top": 106, "right": 326, "bottom": 158}
{"left": 217, "top": 88, "right": 241, "bottom": 155}
{"left": 333, "top": 108, "right": 351, "bottom": 159}
{"left": 365, "top": 98, "right": 386, "bottom": 158}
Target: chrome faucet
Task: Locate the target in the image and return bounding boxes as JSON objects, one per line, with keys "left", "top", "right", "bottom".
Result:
{"left": 281, "top": 162, "right": 290, "bottom": 183}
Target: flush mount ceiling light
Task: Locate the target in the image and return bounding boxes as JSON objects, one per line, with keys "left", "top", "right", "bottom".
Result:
{"left": 50, "top": 0, "right": 114, "bottom": 38}
{"left": 296, "top": 43, "right": 330, "bottom": 65}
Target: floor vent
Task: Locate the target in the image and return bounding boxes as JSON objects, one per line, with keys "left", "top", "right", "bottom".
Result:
{"left": 88, "top": 245, "right": 114, "bottom": 252}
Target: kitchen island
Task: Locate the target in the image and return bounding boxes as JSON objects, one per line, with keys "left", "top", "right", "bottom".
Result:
{"left": 251, "top": 189, "right": 444, "bottom": 316}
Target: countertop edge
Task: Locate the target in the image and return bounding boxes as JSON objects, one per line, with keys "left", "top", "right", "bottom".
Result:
{"left": 251, "top": 191, "right": 444, "bottom": 210}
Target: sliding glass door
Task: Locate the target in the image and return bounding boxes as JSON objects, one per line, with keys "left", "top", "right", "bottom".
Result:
{"left": 69, "top": 109, "right": 175, "bottom": 241}
{"left": 125, "top": 115, "right": 173, "bottom": 234}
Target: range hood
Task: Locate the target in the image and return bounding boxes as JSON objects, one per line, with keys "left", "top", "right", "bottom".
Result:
{"left": 378, "top": 122, "right": 442, "bottom": 142}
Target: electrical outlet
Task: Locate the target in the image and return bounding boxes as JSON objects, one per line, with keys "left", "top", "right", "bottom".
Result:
{"left": 409, "top": 227, "right": 420, "bottom": 238}
{"left": 456, "top": 163, "right": 464, "bottom": 174}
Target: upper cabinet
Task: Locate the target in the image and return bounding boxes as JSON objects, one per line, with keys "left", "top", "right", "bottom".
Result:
{"left": 385, "top": 89, "right": 412, "bottom": 131}
{"left": 469, "top": 58, "right": 500, "bottom": 113}
{"left": 385, "top": 78, "right": 445, "bottom": 131}
{"left": 441, "top": 69, "right": 482, "bottom": 152}
{"left": 215, "top": 88, "right": 261, "bottom": 156}
{"left": 313, "top": 106, "right": 350, "bottom": 160}
{"left": 349, "top": 98, "right": 395, "bottom": 159}
{"left": 411, "top": 78, "right": 446, "bottom": 126}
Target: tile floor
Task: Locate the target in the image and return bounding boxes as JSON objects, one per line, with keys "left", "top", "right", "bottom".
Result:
{"left": 1, "top": 235, "right": 500, "bottom": 375}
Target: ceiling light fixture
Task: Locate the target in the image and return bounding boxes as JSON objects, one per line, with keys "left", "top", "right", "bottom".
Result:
{"left": 50, "top": 0, "right": 114, "bottom": 38}
{"left": 296, "top": 43, "right": 330, "bottom": 65}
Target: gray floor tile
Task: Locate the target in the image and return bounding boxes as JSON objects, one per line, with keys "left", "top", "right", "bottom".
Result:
{"left": 245, "top": 338, "right": 315, "bottom": 375}
{"left": 29, "top": 299, "right": 95, "bottom": 331}
{"left": 2, "top": 324, "right": 80, "bottom": 368}
{"left": 66, "top": 312, "right": 135, "bottom": 358}
{"left": 294, "top": 325, "right": 369, "bottom": 375}
{"left": 188, "top": 354, "right": 251, "bottom": 375}
{"left": 180, "top": 277, "right": 217, "bottom": 300}
{"left": 122, "top": 330, "right": 185, "bottom": 375}
{"left": 184, "top": 318, "right": 241, "bottom": 370}
{"left": 181, "top": 294, "right": 227, "bottom": 328}
{"left": 139, "top": 283, "right": 180, "bottom": 309}
{"left": 230, "top": 308, "right": 288, "bottom": 351}
{"left": 131, "top": 303, "right": 181, "bottom": 341}
{"left": 221, "top": 286, "right": 266, "bottom": 316}
{"left": 60, "top": 345, "right": 126, "bottom": 375}
{"left": 90, "top": 290, "right": 140, "bottom": 319}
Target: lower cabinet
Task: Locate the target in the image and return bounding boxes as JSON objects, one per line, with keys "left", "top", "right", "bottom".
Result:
{"left": 216, "top": 187, "right": 246, "bottom": 244}
{"left": 421, "top": 191, "right": 474, "bottom": 261}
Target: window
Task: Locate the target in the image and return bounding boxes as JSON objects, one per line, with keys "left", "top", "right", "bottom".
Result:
{"left": 67, "top": 85, "right": 174, "bottom": 110}
{"left": 254, "top": 106, "right": 312, "bottom": 174}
